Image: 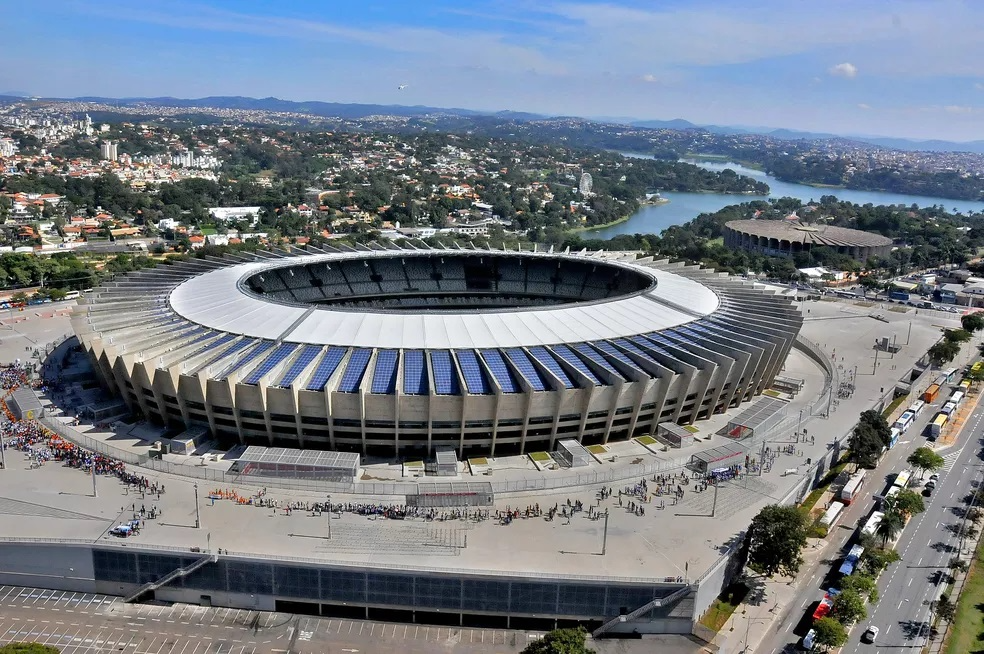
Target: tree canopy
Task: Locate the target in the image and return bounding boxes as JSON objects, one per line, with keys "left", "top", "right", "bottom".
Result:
{"left": 812, "top": 616, "right": 848, "bottom": 649}
{"left": 907, "top": 447, "right": 945, "bottom": 479}
{"left": 520, "top": 627, "right": 595, "bottom": 654}
{"left": 831, "top": 587, "right": 867, "bottom": 626}
{"left": 746, "top": 504, "right": 808, "bottom": 577}
{"left": 961, "top": 312, "right": 984, "bottom": 333}
{"left": 847, "top": 410, "right": 893, "bottom": 470}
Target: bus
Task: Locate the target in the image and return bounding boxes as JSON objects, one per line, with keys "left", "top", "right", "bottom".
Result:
{"left": 951, "top": 390, "right": 965, "bottom": 406}
{"left": 909, "top": 399, "right": 926, "bottom": 416}
{"left": 929, "top": 413, "right": 948, "bottom": 439}
{"left": 63, "top": 290, "right": 80, "bottom": 301}
{"left": 942, "top": 368, "right": 957, "bottom": 383}
{"left": 841, "top": 470, "right": 867, "bottom": 504}
{"left": 893, "top": 411, "right": 915, "bottom": 433}
{"left": 838, "top": 544, "right": 865, "bottom": 576}
{"left": 923, "top": 384, "right": 942, "bottom": 403}
{"left": 881, "top": 485, "right": 901, "bottom": 508}
{"left": 820, "top": 501, "right": 846, "bottom": 528}
{"left": 941, "top": 402, "right": 957, "bottom": 417}
{"left": 888, "top": 427, "right": 901, "bottom": 449}
{"left": 861, "top": 511, "right": 885, "bottom": 537}
{"left": 812, "top": 589, "right": 842, "bottom": 620}
{"left": 893, "top": 469, "right": 912, "bottom": 490}
{"left": 972, "top": 361, "right": 984, "bottom": 376}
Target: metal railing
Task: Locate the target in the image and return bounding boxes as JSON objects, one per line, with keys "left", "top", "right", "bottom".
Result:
{"left": 40, "top": 417, "right": 151, "bottom": 465}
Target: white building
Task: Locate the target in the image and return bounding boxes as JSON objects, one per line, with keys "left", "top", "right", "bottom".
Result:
{"left": 99, "top": 141, "right": 118, "bottom": 162}
{"left": 208, "top": 207, "right": 262, "bottom": 224}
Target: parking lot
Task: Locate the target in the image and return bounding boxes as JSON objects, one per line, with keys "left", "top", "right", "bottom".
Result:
{"left": 0, "top": 585, "right": 543, "bottom": 654}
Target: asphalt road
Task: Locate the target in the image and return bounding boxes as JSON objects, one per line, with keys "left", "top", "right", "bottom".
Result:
{"left": 754, "top": 372, "right": 984, "bottom": 654}
{"left": 0, "top": 585, "right": 542, "bottom": 654}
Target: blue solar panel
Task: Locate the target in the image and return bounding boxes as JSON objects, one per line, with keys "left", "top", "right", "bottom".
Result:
{"left": 551, "top": 344, "right": 606, "bottom": 386}
{"left": 370, "top": 349, "right": 399, "bottom": 394}
{"left": 198, "top": 333, "right": 237, "bottom": 354}
{"left": 628, "top": 336, "right": 672, "bottom": 358}
{"left": 662, "top": 329, "right": 697, "bottom": 346}
{"left": 276, "top": 345, "right": 322, "bottom": 387}
{"left": 245, "top": 343, "right": 297, "bottom": 385}
{"left": 403, "top": 350, "right": 428, "bottom": 395}
{"left": 338, "top": 349, "right": 372, "bottom": 393}
{"left": 645, "top": 332, "right": 675, "bottom": 348}
{"left": 455, "top": 350, "right": 491, "bottom": 394}
{"left": 503, "top": 348, "right": 548, "bottom": 391}
{"left": 203, "top": 338, "right": 255, "bottom": 370}
{"left": 612, "top": 338, "right": 659, "bottom": 365}
{"left": 480, "top": 349, "right": 520, "bottom": 393}
{"left": 589, "top": 341, "right": 643, "bottom": 374}
{"left": 305, "top": 347, "right": 347, "bottom": 391}
{"left": 221, "top": 341, "right": 274, "bottom": 379}
{"left": 431, "top": 350, "right": 460, "bottom": 395}
{"left": 527, "top": 346, "right": 575, "bottom": 389}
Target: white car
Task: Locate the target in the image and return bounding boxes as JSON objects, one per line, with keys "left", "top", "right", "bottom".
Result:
{"left": 802, "top": 628, "right": 817, "bottom": 650}
{"left": 929, "top": 473, "right": 940, "bottom": 482}
{"left": 925, "top": 479, "right": 937, "bottom": 490}
{"left": 862, "top": 625, "right": 879, "bottom": 643}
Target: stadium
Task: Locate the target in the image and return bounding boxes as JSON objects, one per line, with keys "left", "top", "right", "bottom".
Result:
{"left": 72, "top": 246, "right": 803, "bottom": 458}
{"left": 724, "top": 219, "right": 893, "bottom": 261}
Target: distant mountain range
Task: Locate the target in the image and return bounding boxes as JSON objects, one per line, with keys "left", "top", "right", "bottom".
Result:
{"left": 10, "top": 93, "right": 984, "bottom": 155}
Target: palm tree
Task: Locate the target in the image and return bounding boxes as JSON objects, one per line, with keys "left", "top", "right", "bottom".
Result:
{"left": 875, "top": 510, "right": 905, "bottom": 547}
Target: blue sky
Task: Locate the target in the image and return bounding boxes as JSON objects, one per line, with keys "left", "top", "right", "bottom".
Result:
{"left": 4, "top": 0, "right": 984, "bottom": 141}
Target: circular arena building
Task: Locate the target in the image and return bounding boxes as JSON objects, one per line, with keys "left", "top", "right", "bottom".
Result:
{"left": 72, "top": 246, "right": 802, "bottom": 458}
{"left": 724, "top": 219, "right": 893, "bottom": 261}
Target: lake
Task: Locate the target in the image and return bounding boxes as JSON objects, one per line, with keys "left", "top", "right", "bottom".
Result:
{"left": 585, "top": 155, "right": 984, "bottom": 240}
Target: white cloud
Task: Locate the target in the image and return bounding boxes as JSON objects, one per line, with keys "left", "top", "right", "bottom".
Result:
{"left": 944, "top": 105, "right": 974, "bottom": 114}
{"left": 640, "top": 74, "right": 659, "bottom": 83}
{"left": 975, "top": 82, "right": 984, "bottom": 91}
{"left": 857, "top": 103, "right": 871, "bottom": 110}
{"left": 829, "top": 62, "right": 858, "bottom": 78}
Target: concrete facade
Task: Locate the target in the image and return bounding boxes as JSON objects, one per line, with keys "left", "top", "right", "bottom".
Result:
{"left": 724, "top": 220, "right": 893, "bottom": 262}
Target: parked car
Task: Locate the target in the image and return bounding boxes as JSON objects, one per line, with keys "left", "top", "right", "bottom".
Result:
{"left": 929, "top": 473, "right": 940, "bottom": 482}
{"left": 925, "top": 479, "right": 937, "bottom": 490}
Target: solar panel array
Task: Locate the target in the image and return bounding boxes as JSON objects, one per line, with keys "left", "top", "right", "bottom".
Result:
{"left": 591, "top": 341, "right": 645, "bottom": 374}
{"left": 275, "top": 345, "right": 322, "bottom": 388}
{"left": 572, "top": 343, "right": 625, "bottom": 380}
{"left": 430, "top": 350, "right": 460, "bottom": 395}
{"left": 370, "top": 349, "right": 399, "bottom": 394}
{"left": 338, "top": 348, "right": 372, "bottom": 393}
{"left": 220, "top": 341, "right": 274, "bottom": 379}
{"left": 504, "top": 348, "right": 548, "bottom": 391}
{"left": 479, "top": 349, "right": 520, "bottom": 393}
{"left": 305, "top": 347, "right": 347, "bottom": 391}
{"left": 551, "top": 344, "right": 606, "bottom": 386}
{"left": 527, "top": 346, "right": 575, "bottom": 389}
{"left": 455, "top": 350, "right": 491, "bottom": 394}
{"left": 202, "top": 338, "right": 255, "bottom": 371}
{"left": 245, "top": 343, "right": 298, "bottom": 385}
{"left": 402, "top": 350, "right": 428, "bottom": 395}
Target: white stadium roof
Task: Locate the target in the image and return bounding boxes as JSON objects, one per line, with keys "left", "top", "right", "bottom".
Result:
{"left": 166, "top": 250, "right": 720, "bottom": 349}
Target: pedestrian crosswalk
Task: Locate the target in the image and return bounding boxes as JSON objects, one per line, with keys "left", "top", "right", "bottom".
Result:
{"left": 939, "top": 451, "right": 961, "bottom": 473}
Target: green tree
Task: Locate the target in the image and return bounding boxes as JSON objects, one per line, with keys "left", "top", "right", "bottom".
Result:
{"left": 847, "top": 422, "right": 887, "bottom": 470}
{"left": 838, "top": 573, "right": 879, "bottom": 605}
{"left": 890, "top": 489, "right": 925, "bottom": 517}
{"left": 812, "top": 616, "right": 848, "bottom": 649}
{"left": 746, "top": 505, "right": 808, "bottom": 577}
{"left": 907, "top": 447, "right": 944, "bottom": 479}
{"left": 928, "top": 340, "right": 961, "bottom": 365}
{"left": 961, "top": 312, "right": 984, "bottom": 333}
{"left": 831, "top": 587, "right": 867, "bottom": 625}
{"left": 875, "top": 510, "right": 905, "bottom": 547}
{"left": 935, "top": 594, "right": 956, "bottom": 622}
{"left": 860, "top": 546, "right": 900, "bottom": 573}
{"left": 0, "top": 644, "right": 61, "bottom": 653}
{"left": 944, "top": 328, "right": 971, "bottom": 343}
{"left": 520, "top": 627, "right": 595, "bottom": 654}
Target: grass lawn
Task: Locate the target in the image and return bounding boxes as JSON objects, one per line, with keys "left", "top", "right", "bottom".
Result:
{"left": 882, "top": 394, "right": 909, "bottom": 418}
{"left": 798, "top": 460, "right": 848, "bottom": 517}
{"left": 468, "top": 457, "right": 488, "bottom": 466}
{"left": 699, "top": 583, "right": 749, "bottom": 632}
{"left": 683, "top": 425, "right": 699, "bottom": 434}
{"left": 944, "top": 537, "right": 984, "bottom": 654}
{"left": 404, "top": 460, "right": 424, "bottom": 468}
{"left": 586, "top": 445, "right": 607, "bottom": 455}
{"left": 634, "top": 435, "right": 657, "bottom": 446}
{"left": 529, "top": 451, "right": 551, "bottom": 462}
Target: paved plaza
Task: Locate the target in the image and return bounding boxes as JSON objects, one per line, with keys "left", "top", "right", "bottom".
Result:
{"left": 0, "top": 295, "right": 962, "bottom": 584}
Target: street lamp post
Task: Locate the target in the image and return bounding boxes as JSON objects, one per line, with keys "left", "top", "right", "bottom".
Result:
{"left": 326, "top": 494, "right": 332, "bottom": 540}
{"left": 194, "top": 484, "right": 201, "bottom": 529}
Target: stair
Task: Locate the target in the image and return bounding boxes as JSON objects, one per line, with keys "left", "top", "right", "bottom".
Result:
{"left": 124, "top": 553, "right": 218, "bottom": 603}
{"left": 592, "top": 583, "right": 693, "bottom": 638}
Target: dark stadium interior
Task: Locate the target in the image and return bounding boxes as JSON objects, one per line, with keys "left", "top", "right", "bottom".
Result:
{"left": 241, "top": 253, "right": 655, "bottom": 311}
